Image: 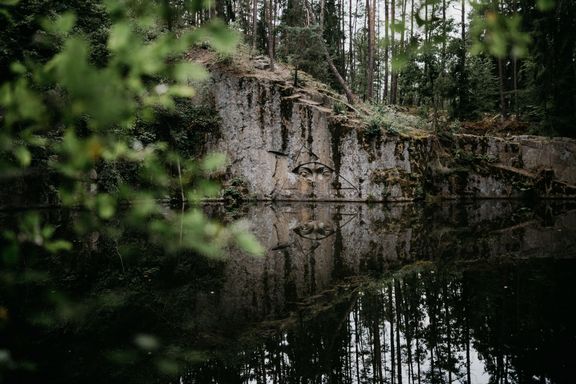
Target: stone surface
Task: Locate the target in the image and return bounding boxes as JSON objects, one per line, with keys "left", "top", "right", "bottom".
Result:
{"left": 202, "top": 67, "right": 576, "bottom": 201}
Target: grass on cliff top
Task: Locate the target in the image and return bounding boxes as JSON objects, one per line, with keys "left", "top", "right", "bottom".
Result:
{"left": 187, "top": 45, "right": 433, "bottom": 139}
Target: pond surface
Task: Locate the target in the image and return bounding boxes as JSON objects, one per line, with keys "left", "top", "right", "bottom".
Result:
{"left": 1, "top": 201, "right": 576, "bottom": 384}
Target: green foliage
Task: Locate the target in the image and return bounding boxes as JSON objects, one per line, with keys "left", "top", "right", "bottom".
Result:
{"left": 470, "top": 3, "right": 531, "bottom": 58}
{"left": 0, "top": 0, "right": 262, "bottom": 264}
{"left": 465, "top": 55, "right": 499, "bottom": 118}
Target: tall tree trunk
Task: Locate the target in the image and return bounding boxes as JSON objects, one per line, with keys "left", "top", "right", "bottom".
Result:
{"left": 410, "top": 0, "right": 414, "bottom": 39}
{"left": 384, "top": 0, "right": 389, "bottom": 102}
{"left": 388, "top": 284, "right": 396, "bottom": 384}
{"left": 265, "top": 0, "right": 275, "bottom": 70}
{"left": 251, "top": 0, "right": 258, "bottom": 51}
{"left": 273, "top": 0, "right": 278, "bottom": 55}
{"left": 320, "top": 0, "right": 325, "bottom": 27}
{"left": 442, "top": 0, "right": 447, "bottom": 64}
{"left": 459, "top": 0, "right": 467, "bottom": 118}
{"left": 395, "top": 0, "right": 407, "bottom": 104}
{"left": 390, "top": 0, "right": 397, "bottom": 103}
{"left": 394, "top": 280, "right": 403, "bottom": 384}
{"left": 376, "top": 0, "right": 381, "bottom": 101}
{"left": 349, "top": 0, "right": 354, "bottom": 84}
{"left": 341, "top": 0, "right": 346, "bottom": 79}
{"left": 498, "top": 57, "right": 506, "bottom": 118}
{"left": 367, "top": 0, "right": 375, "bottom": 99}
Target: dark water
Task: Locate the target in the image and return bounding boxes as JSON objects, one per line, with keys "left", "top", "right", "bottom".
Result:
{"left": 1, "top": 201, "right": 576, "bottom": 384}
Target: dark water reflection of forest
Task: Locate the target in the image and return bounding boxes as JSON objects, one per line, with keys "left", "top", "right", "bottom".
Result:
{"left": 186, "top": 261, "right": 576, "bottom": 384}
{"left": 1, "top": 201, "right": 576, "bottom": 384}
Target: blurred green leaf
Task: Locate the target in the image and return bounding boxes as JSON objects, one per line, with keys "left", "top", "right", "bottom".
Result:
{"left": 13, "top": 146, "right": 31, "bottom": 167}
{"left": 97, "top": 194, "right": 116, "bottom": 219}
{"left": 201, "top": 152, "right": 226, "bottom": 172}
{"left": 536, "top": 0, "right": 555, "bottom": 11}
{"left": 173, "top": 62, "right": 209, "bottom": 82}
{"left": 45, "top": 240, "right": 72, "bottom": 253}
{"left": 235, "top": 231, "right": 265, "bottom": 256}
{"left": 41, "top": 12, "right": 76, "bottom": 35}
{"left": 108, "top": 22, "right": 131, "bottom": 51}
{"left": 134, "top": 334, "right": 160, "bottom": 351}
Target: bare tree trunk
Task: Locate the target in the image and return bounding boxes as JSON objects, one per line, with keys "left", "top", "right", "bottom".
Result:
{"left": 367, "top": 0, "right": 375, "bottom": 99}
{"left": 396, "top": 0, "right": 407, "bottom": 104}
{"left": 410, "top": 0, "right": 414, "bottom": 39}
{"left": 458, "top": 0, "right": 467, "bottom": 117}
{"left": 394, "top": 280, "right": 403, "bottom": 384}
{"left": 498, "top": 57, "right": 506, "bottom": 118}
{"left": 389, "top": 285, "right": 396, "bottom": 384}
{"left": 341, "top": 0, "right": 346, "bottom": 79}
{"left": 251, "top": 0, "right": 258, "bottom": 51}
{"left": 265, "top": 0, "right": 275, "bottom": 70}
{"left": 324, "top": 43, "right": 358, "bottom": 103}
{"left": 308, "top": 0, "right": 358, "bottom": 104}
{"left": 376, "top": 0, "right": 381, "bottom": 101}
{"left": 442, "top": 0, "right": 447, "bottom": 63}
{"left": 390, "top": 0, "right": 397, "bottom": 104}
{"left": 320, "top": 0, "right": 325, "bottom": 27}
{"left": 349, "top": 0, "right": 354, "bottom": 83}
{"left": 384, "top": 0, "right": 389, "bottom": 102}
{"left": 273, "top": 0, "right": 278, "bottom": 55}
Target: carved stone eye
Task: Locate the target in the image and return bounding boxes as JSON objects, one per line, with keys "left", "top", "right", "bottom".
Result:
{"left": 298, "top": 168, "right": 312, "bottom": 178}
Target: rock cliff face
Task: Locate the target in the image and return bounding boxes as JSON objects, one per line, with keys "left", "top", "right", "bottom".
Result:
{"left": 200, "top": 57, "right": 576, "bottom": 201}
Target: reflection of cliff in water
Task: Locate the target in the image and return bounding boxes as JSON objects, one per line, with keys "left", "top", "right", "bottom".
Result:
{"left": 216, "top": 201, "right": 576, "bottom": 326}
{"left": 2, "top": 201, "right": 576, "bottom": 384}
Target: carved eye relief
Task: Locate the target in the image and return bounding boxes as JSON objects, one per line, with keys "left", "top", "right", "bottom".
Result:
{"left": 315, "top": 167, "right": 333, "bottom": 177}
{"left": 297, "top": 167, "right": 313, "bottom": 178}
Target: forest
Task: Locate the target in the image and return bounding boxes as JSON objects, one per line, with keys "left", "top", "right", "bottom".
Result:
{"left": 3, "top": 0, "right": 574, "bottom": 137}
{"left": 1, "top": 0, "right": 576, "bottom": 383}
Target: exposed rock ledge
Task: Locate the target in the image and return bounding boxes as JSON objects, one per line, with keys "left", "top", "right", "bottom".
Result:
{"left": 194, "top": 51, "right": 575, "bottom": 202}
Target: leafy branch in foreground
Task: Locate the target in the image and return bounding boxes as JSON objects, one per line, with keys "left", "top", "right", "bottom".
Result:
{"left": 0, "top": 0, "right": 263, "bottom": 258}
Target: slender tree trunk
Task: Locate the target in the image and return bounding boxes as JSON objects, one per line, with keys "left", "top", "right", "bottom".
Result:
{"left": 251, "top": 0, "right": 258, "bottom": 51}
{"left": 442, "top": 0, "right": 447, "bottom": 63}
{"left": 498, "top": 58, "right": 506, "bottom": 118}
{"left": 444, "top": 282, "right": 452, "bottom": 384}
{"left": 367, "top": 0, "right": 375, "bottom": 99}
{"left": 384, "top": 0, "right": 390, "bottom": 102}
{"left": 395, "top": 280, "right": 403, "bottom": 384}
{"left": 354, "top": 306, "right": 361, "bottom": 383}
{"left": 389, "top": 285, "right": 396, "bottom": 384}
{"left": 273, "top": 0, "right": 278, "bottom": 56}
{"left": 497, "top": 0, "right": 506, "bottom": 119}
{"left": 265, "top": 0, "right": 275, "bottom": 70}
{"left": 349, "top": 0, "right": 354, "bottom": 84}
{"left": 396, "top": 0, "right": 407, "bottom": 104}
{"left": 410, "top": 0, "right": 414, "bottom": 39}
{"left": 341, "top": 0, "right": 346, "bottom": 79}
{"left": 459, "top": 0, "right": 467, "bottom": 117}
{"left": 390, "top": 0, "right": 397, "bottom": 103}
{"left": 373, "top": 316, "right": 383, "bottom": 382}
{"left": 376, "top": 0, "right": 381, "bottom": 101}
{"left": 320, "top": 0, "right": 325, "bottom": 27}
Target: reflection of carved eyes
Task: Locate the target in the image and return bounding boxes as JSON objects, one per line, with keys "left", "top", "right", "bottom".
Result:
{"left": 294, "top": 221, "right": 335, "bottom": 239}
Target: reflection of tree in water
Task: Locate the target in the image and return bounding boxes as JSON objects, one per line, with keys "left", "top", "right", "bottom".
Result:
{"left": 185, "top": 260, "right": 576, "bottom": 384}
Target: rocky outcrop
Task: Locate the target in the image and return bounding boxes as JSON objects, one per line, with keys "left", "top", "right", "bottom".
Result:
{"left": 199, "top": 56, "right": 576, "bottom": 201}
